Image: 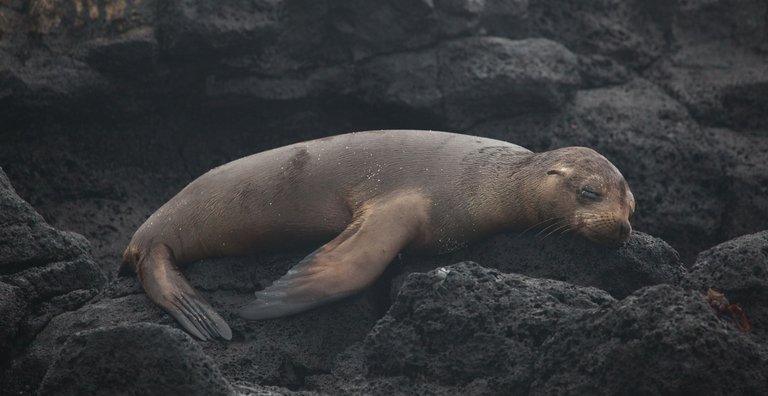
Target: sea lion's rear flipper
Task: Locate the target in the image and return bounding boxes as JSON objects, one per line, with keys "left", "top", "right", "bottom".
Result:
{"left": 139, "top": 244, "right": 233, "bottom": 341}
{"left": 239, "top": 191, "right": 430, "bottom": 320}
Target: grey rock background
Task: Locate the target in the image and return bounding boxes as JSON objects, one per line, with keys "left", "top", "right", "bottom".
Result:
{"left": 1, "top": 0, "right": 767, "bottom": 395}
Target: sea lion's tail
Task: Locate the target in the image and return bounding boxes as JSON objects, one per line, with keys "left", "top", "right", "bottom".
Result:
{"left": 135, "top": 243, "right": 233, "bottom": 341}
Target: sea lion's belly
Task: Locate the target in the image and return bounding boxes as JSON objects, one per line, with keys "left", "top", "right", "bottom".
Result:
{"left": 136, "top": 130, "right": 531, "bottom": 261}
{"left": 166, "top": 180, "right": 353, "bottom": 262}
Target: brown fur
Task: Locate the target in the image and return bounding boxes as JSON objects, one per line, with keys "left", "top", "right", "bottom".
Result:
{"left": 122, "top": 130, "right": 635, "bottom": 340}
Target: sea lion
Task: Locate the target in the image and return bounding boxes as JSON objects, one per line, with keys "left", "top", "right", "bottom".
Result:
{"left": 121, "top": 130, "right": 635, "bottom": 341}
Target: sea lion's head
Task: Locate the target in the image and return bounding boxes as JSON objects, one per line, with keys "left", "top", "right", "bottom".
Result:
{"left": 538, "top": 147, "right": 635, "bottom": 245}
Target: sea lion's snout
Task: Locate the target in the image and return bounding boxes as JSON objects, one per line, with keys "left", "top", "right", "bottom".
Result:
{"left": 576, "top": 214, "right": 632, "bottom": 245}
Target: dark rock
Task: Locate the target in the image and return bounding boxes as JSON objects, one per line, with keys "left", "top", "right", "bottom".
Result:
{"left": 3, "top": 258, "right": 105, "bottom": 344}
{"left": 363, "top": 262, "right": 614, "bottom": 394}
{"left": 341, "top": 264, "right": 768, "bottom": 395}
{"left": 531, "top": 284, "right": 768, "bottom": 395}
{"left": 360, "top": 36, "right": 581, "bottom": 128}
{"left": 644, "top": 0, "right": 768, "bottom": 133}
{"left": 232, "top": 382, "right": 323, "bottom": 396}
{"left": 357, "top": 49, "right": 441, "bottom": 114}
{"left": 648, "top": 43, "right": 768, "bottom": 132}
{"left": 472, "top": 79, "right": 726, "bottom": 260}
{"left": 5, "top": 293, "right": 172, "bottom": 395}
{"left": 439, "top": 37, "right": 581, "bottom": 127}
{"left": 528, "top": 0, "right": 674, "bottom": 69}
{"left": 79, "top": 27, "right": 160, "bottom": 77}
{"left": 0, "top": 167, "right": 89, "bottom": 269}
{"left": 205, "top": 65, "right": 355, "bottom": 102}
{"left": 477, "top": 0, "right": 530, "bottom": 38}
{"left": 14, "top": 251, "right": 380, "bottom": 393}
{"left": 329, "top": 0, "right": 447, "bottom": 59}
{"left": 683, "top": 231, "right": 768, "bottom": 340}
{"left": 330, "top": 0, "right": 498, "bottom": 60}
{"left": 404, "top": 231, "right": 686, "bottom": 300}
{"left": 0, "top": 167, "right": 106, "bottom": 346}
{"left": 576, "top": 54, "right": 632, "bottom": 88}
{"left": 709, "top": 128, "right": 768, "bottom": 241}
{"left": 670, "top": 0, "right": 768, "bottom": 48}
{"left": 0, "top": 168, "right": 106, "bottom": 394}
{"left": 160, "top": 0, "right": 336, "bottom": 79}
{"left": 37, "top": 323, "right": 234, "bottom": 396}
{"left": 0, "top": 280, "right": 27, "bottom": 354}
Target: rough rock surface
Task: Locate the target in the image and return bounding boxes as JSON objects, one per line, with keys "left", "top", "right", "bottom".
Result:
{"left": 359, "top": 36, "right": 581, "bottom": 128}
{"left": 713, "top": 128, "right": 768, "bottom": 240}
{"left": 400, "top": 231, "right": 686, "bottom": 299}
{"left": 0, "top": 168, "right": 106, "bottom": 395}
{"left": 37, "top": 323, "right": 234, "bottom": 396}
{"left": 1, "top": 0, "right": 768, "bottom": 395}
{"left": 683, "top": 230, "right": 768, "bottom": 341}
{"left": 7, "top": 251, "right": 382, "bottom": 394}
{"left": 0, "top": 168, "right": 89, "bottom": 269}
{"left": 530, "top": 284, "right": 768, "bottom": 396}
{"left": 325, "top": 263, "right": 768, "bottom": 395}
{"left": 364, "top": 263, "right": 614, "bottom": 393}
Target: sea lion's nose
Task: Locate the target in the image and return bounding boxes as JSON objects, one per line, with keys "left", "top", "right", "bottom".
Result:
{"left": 618, "top": 221, "right": 631, "bottom": 241}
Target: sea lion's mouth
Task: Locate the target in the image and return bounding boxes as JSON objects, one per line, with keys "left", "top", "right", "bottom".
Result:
{"left": 576, "top": 223, "right": 631, "bottom": 246}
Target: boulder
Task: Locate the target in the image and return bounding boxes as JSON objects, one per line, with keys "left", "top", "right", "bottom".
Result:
{"left": 531, "top": 284, "right": 768, "bottom": 395}
{"left": 0, "top": 168, "right": 89, "bottom": 268}
{"left": 528, "top": 0, "right": 673, "bottom": 69}
{"left": 401, "top": 231, "right": 686, "bottom": 300}
{"left": 648, "top": 43, "right": 768, "bottom": 133}
{"left": 360, "top": 36, "right": 581, "bottom": 128}
{"left": 0, "top": 168, "right": 106, "bottom": 394}
{"left": 38, "top": 323, "right": 234, "bottom": 396}
{"left": 361, "top": 262, "right": 615, "bottom": 394}
{"left": 329, "top": 0, "right": 529, "bottom": 60}
{"left": 670, "top": 0, "right": 768, "bottom": 48}
{"left": 708, "top": 128, "right": 768, "bottom": 241}
{"left": 683, "top": 231, "right": 768, "bottom": 341}
{"left": 13, "top": 251, "right": 381, "bottom": 393}
{"left": 329, "top": 264, "right": 768, "bottom": 395}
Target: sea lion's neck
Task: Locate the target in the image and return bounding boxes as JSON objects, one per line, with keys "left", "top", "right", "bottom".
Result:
{"left": 485, "top": 151, "right": 560, "bottom": 232}
{"left": 464, "top": 150, "right": 546, "bottom": 232}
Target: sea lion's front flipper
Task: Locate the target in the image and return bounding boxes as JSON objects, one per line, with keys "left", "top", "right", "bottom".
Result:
{"left": 239, "top": 191, "right": 430, "bottom": 320}
{"left": 139, "top": 244, "right": 233, "bottom": 341}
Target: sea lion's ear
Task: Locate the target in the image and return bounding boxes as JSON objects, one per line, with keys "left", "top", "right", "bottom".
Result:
{"left": 546, "top": 166, "right": 571, "bottom": 176}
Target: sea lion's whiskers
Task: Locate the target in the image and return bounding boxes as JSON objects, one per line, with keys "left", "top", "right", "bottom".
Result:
{"left": 536, "top": 219, "right": 569, "bottom": 240}
{"left": 519, "top": 217, "right": 562, "bottom": 237}
{"left": 542, "top": 223, "right": 571, "bottom": 240}
{"left": 535, "top": 220, "right": 565, "bottom": 238}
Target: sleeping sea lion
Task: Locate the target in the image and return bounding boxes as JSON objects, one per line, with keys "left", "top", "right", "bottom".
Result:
{"left": 121, "top": 130, "right": 635, "bottom": 340}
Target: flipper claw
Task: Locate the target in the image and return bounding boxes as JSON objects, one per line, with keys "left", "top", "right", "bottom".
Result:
{"left": 168, "top": 300, "right": 209, "bottom": 341}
